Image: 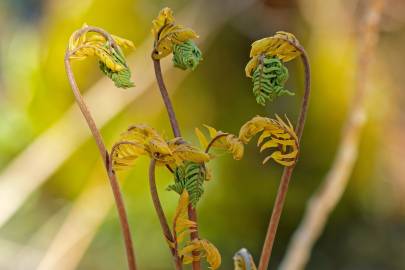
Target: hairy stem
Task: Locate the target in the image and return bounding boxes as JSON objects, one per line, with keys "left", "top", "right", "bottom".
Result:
{"left": 149, "top": 160, "right": 183, "bottom": 270}
{"left": 152, "top": 58, "right": 201, "bottom": 270}
{"left": 279, "top": 1, "right": 384, "bottom": 270}
{"left": 258, "top": 44, "right": 311, "bottom": 270}
{"left": 65, "top": 26, "right": 137, "bottom": 270}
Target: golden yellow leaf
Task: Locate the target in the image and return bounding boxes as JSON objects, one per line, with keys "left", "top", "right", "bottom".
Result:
{"left": 195, "top": 127, "right": 209, "bottom": 149}
{"left": 238, "top": 115, "right": 299, "bottom": 166}
{"left": 151, "top": 7, "right": 175, "bottom": 38}
{"left": 249, "top": 31, "right": 301, "bottom": 62}
{"left": 198, "top": 125, "right": 244, "bottom": 160}
{"left": 167, "top": 138, "right": 211, "bottom": 166}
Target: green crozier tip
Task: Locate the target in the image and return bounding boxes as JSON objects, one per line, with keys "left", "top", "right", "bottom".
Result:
{"left": 252, "top": 56, "right": 293, "bottom": 106}
{"left": 172, "top": 40, "right": 202, "bottom": 71}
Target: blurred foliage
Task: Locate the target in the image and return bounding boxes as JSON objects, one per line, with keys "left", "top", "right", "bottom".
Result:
{"left": 0, "top": 0, "right": 404, "bottom": 269}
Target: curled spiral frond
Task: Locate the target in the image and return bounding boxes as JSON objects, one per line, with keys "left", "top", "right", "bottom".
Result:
{"left": 111, "top": 125, "right": 210, "bottom": 170}
{"left": 195, "top": 125, "right": 244, "bottom": 160}
{"left": 251, "top": 56, "right": 293, "bottom": 106}
{"left": 233, "top": 248, "right": 257, "bottom": 270}
{"left": 245, "top": 31, "right": 302, "bottom": 105}
{"left": 168, "top": 162, "right": 206, "bottom": 207}
{"left": 173, "top": 40, "right": 202, "bottom": 70}
{"left": 170, "top": 191, "right": 221, "bottom": 269}
{"left": 239, "top": 115, "right": 299, "bottom": 166}
{"left": 151, "top": 7, "right": 201, "bottom": 65}
{"left": 68, "top": 24, "right": 135, "bottom": 89}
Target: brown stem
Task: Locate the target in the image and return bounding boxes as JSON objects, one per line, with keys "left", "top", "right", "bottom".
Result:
{"left": 152, "top": 58, "right": 201, "bottom": 270}
{"left": 205, "top": 133, "right": 229, "bottom": 153}
{"left": 65, "top": 27, "right": 137, "bottom": 270}
{"left": 258, "top": 45, "right": 311, "bottom": 270}
{"left": 152, "top": 59, "right": 182, "bottom": 138}
{"left": 149, "top": 159, "right": 183, "bottom": 270}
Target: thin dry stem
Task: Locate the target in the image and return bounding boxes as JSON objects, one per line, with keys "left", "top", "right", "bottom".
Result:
{"left": 65, "top": 26, "right": 137, "bottom": 270}
{"left": 279, "top": 1, "right": 384, "bottom": 270}
{"left": 258, "top": 44, "right": 311, "bottom": 270}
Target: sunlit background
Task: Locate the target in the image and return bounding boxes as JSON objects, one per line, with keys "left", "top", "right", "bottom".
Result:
{"left": 0, "top": 0, "right": 404, "bottom": 269}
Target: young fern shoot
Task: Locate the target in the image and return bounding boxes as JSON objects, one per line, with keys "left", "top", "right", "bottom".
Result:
{"left": 244, "top": 32, "right": 311, "bottom": 270}
{"left": 64, "top": 25, "right": 137, "bottom": 270}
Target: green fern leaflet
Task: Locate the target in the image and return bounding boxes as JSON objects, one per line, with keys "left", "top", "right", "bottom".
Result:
{"left": 172, "top": 40, "right": 202, "bottom": 71}
{"left": 168, "top": 162, "right": 206, "bottom": 207}
{"left": 252, "top": 56, "right": 293, "bottom": 106}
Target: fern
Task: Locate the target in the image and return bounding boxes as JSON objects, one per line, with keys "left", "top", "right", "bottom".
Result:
{"left": 172, "top": 40, "right": 202, "bottom": 70}
{"left": 99, "top": 46, "right": 134, "bottom": 89}
{"left": 251, "top": 56, "right": 293, "bottom": 106}
{"left": 167, "top": 162, "right": 206, "bottom": 207}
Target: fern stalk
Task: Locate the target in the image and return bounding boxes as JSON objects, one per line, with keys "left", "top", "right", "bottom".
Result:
{"left": 152, "top": 58, "right": 201, "bottom": 270}
{"left": 149, "top": 159, "right": 183, "bottom": 270}
{"left": 64, "top": 26, "right": 137, "bottom": 270}
{"left": 257, "top": 40, "right": 311, "bottom": 270}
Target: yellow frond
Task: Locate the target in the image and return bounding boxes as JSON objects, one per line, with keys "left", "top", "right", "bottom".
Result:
{"left": 239, "top": 115, "right": 299, "bottom": 166}
{"left": 249, "top": 31, "right": 301, "bottom": 62}
{"left": 167, "top": 138, "right": 211, "bottom": 166}
{"left": 151, "top": 7, "right": 175, "bottom": 38}
{"left": 198, "top": 125, "right": 244, "bottom": 160}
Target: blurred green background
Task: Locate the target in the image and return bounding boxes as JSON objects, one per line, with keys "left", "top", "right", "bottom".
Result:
{"left": 0, "top": 0, "right": 404, "bottom": 269}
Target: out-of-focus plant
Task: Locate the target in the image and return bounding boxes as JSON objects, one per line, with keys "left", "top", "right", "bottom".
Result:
{"left": 64, "top": 7, "right": 310, "bottom": 270}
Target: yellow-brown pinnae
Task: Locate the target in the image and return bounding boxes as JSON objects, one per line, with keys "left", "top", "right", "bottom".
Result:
{"left": 195, "top": 125, "right": 244, "bottom": 160}
{"left": 111, "top": 125, "right": 209, "bottom": 170}
{"left": 239, "top": 115, "right": 299, "bottom": 166}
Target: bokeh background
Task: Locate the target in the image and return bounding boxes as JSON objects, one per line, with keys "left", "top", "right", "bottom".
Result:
{"left": 0, "top": 0, "right": 404, "bottom": 269}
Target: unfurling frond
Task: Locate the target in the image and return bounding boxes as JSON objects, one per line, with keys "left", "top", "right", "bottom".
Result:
{"left": 111, "top": 125, "right": 209, "bottom": 170}
{"left": 151, "top": 7, "right": 201, "bottom": 70}
{"left": 249, "top": 31, "right": 301, "bottom": 62}
{"left": 251, "top": 56, "right": 293, "bottom": 106}
{"left": 233, "top": 248, "right": 257, "bottom": 270}
{"left": 173, "top": 40, "right": 202, "bottom": 70}
{"left": 168, "top": 162, "right": 207, "bottom": 207}
{"left": 170, "top": 191, "right": 221, "bottom": 269}
{"left": 195, "top": 125, "right": 244, "bottom": 160}
{"left": 245, "top": 31, "right": 301, "bottom": 105}
{"left": 239, "top": 115, "right": 298, "bottom": 166}
{"left": 68, "top": 24, "right": 135, "bottom": 88}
